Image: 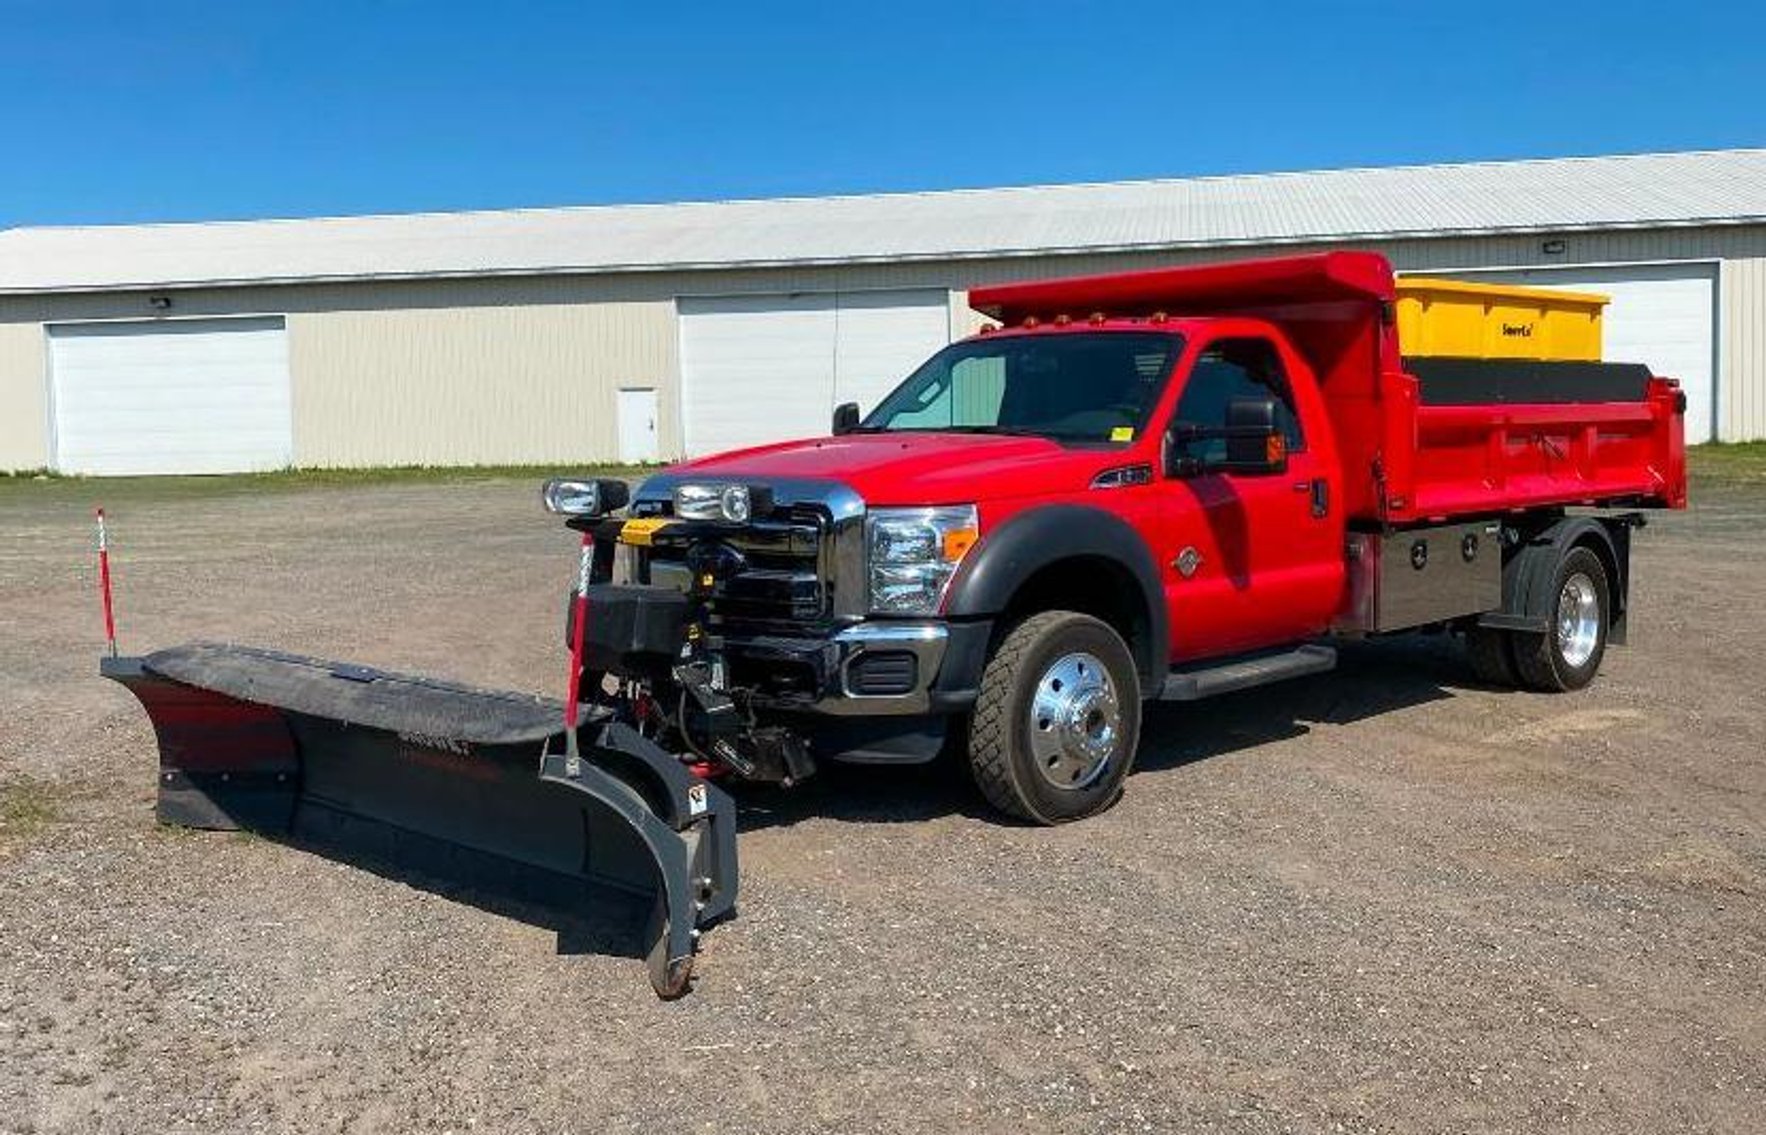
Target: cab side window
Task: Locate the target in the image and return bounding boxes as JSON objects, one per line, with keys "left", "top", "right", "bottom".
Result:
{"left": 1172, "top": 337, "right": 1304, "bottom": 463}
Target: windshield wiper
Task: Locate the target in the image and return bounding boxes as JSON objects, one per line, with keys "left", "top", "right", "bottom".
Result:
{"left": 866, "top": 425, "right": 1088, "bottom": 440}
{"left": 927, "top": 425, "right": 1047, "bottom": 436}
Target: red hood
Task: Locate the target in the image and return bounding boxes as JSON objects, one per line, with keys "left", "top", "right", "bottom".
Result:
{"left": 670, "top": 432, "right": 1118, "bottom": 505}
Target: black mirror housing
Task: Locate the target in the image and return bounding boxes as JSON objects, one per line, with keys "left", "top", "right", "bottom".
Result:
{"left": 1224, "top": 397, "right": 1279, "bottom": 466}
{"left": 832, "top": 402, "right": 861, "bottom": 435}
{"left": 1164, "top": 396, "right": 1288, "bottom": 478}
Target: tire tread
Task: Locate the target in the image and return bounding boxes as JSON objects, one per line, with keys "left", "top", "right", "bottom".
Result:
{"left": 967, "top": 612, "right": 1066, "bottom": 822}
{"left": 967, "top": 611, "right": 1137, "bottom": 824}
{"left": 1511, "top": 547, "right": 1609, "bottom": 693}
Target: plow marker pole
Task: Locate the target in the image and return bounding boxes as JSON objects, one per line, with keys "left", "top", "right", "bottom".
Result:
{"left": 563, "top": 532, "right": 593, "bottom": 774}
{"left": 96, "top": 507, "right": 118, "bottom": 658}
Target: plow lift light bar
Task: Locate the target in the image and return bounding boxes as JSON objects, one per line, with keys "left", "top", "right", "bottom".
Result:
{"left": 541, "top": 477, "right": 630, "bottom": 518}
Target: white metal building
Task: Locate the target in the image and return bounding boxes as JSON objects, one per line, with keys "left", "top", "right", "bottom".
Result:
{"left": 1, "top": 149, "right": 1762, "bottom": 475}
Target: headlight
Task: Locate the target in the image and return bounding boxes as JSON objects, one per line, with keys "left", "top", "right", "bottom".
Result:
{"left": 866, "top": 505, "right": 980, "bottom": 615}
{"left": 674, "top": 482, "right": 769, "bottom": 523}
{"left": 541, "top": 477, "right": 630, "bottom": 517}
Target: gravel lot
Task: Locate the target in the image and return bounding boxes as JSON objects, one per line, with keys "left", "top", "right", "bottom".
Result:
{"left": 2, "top": 473, "right": 1762, "bottom": 1133}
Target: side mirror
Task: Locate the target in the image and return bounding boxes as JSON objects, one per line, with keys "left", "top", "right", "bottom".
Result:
{"left": 1164, "top": 396, "right": 1289, "bottom": 477}
{"left": 1223, "top": 397, "right": 1283, "bottom": 468}
{"left": 832, "top": 401, "right": 861, "bottom": 435}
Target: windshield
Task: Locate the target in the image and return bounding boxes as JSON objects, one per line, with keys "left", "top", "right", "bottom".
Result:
{"left": 862, "top": 331, "right": 1183, "bottom": 442}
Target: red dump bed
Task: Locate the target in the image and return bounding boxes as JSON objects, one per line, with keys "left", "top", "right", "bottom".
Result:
{"left": 971, "top": 252, "right": 1688, "bottom": 525}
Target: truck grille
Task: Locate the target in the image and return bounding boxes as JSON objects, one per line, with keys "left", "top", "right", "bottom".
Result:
{"left": 647, "top": 507, "right": 831, "bottom": 633}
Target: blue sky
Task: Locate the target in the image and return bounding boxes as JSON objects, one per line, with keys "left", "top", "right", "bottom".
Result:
{"left": 1, "top": 0, "right": 1760, "bottom": 227}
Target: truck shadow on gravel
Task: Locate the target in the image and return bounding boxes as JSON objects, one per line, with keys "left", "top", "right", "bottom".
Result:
{"left": 734, "top": 634, "right": 1475, "bottom": 831}
{"left": 267, "top": 833, "right": 656, "bottom": 966}
{"left": 249, "top": 636, "right": 1477, "bottom": 968}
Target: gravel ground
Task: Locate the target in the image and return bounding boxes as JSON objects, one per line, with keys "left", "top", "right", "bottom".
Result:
{"left": 1, "top": 475, "right": 1762, "bottom": 1134}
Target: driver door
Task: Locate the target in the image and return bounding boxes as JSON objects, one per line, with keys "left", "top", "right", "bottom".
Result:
{"left": 1159, "top": 336, "right": 1345, "bottom": 660}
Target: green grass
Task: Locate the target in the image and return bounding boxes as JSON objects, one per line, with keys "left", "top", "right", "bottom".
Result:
{"left": 6, "top": 445, "right": 1763, "bottom": 496}
{"left": 0, "top": 462, "right": 664, "bottom": 500}
{"left": 0, "top": 780, "right": 59, "bottom": 846}
{"left": 1688, "top": 442, "right": 1766, "bottom": 486}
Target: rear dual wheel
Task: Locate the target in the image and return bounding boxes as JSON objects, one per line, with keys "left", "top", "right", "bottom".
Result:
{"left": 1466, "top": 546, "right": 1610, "bottom": 693}
{"left": 967, "top": 611, "right": 1141, "bottom": 824}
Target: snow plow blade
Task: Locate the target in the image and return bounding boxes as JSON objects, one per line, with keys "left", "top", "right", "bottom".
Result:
{"left": 101, "top": 642, "right": 736, "bottom": 999}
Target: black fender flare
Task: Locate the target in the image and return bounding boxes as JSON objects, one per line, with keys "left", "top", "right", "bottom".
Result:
{"left": 943, "top": 504, "right": 1168, "bottom": 688}
{"left": 1483, "top": 514, "right": 1635, "bottom": 645}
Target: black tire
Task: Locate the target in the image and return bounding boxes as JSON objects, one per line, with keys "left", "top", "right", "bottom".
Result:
{"left": 1511, "top": 546, "right": 1610, "bottom": 692}
{"left": 1464, "top": 625, "right": 1519, "bottom": 687}
{"left": 967, "top": 611, "right": 1141, "bottom": 824}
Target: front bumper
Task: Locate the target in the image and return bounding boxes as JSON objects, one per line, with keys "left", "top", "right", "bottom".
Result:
{"left": 731, "top": 619, "right": 989, "bottom": 718}
{"left": 822, "top": 621, "right": 949, "bottom": 716}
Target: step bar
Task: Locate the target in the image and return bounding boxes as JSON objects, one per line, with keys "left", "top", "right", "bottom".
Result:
{"left": 1159, "top": 644, "right": 1337, "bottom": 702}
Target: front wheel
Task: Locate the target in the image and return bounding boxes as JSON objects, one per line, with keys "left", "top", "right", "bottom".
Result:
{"left": 967, "top": 611, "right": 1141, "bottom": 824}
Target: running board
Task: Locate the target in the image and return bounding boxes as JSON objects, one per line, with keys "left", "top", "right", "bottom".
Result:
{"left": 1159, "top": 644, "right": 1337, "bottom": 701}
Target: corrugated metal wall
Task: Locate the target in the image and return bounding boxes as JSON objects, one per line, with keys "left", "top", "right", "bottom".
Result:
{"left": 1, "top": 223, "right": 1761, "bottom": 471}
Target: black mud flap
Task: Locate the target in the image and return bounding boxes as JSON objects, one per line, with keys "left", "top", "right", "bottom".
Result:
{"left": 102, "top": 643, "right": 736, "bottom": 999}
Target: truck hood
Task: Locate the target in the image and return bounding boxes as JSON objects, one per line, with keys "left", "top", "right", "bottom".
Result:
{"left": 667, "top": 432, "right": 1119, "bottom": 505}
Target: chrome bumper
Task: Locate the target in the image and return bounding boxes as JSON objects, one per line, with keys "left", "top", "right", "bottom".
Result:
{"left": 813, "top": 621, "right": 950, "bottom": 716}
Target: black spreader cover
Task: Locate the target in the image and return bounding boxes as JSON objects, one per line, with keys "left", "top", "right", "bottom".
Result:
{"left": 1405, "top": 356, "right": 1654, "bottom": 406}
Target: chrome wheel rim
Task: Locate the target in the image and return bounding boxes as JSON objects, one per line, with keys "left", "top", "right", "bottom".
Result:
{"left": 1027, "top": 651, "right": 1121, "bottom": 791}
{"left": 1556, "top": 573, "right": 1601, "bottom": 669}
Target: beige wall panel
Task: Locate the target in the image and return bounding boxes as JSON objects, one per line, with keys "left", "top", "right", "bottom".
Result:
{"left": 0, "top": 321, "right": 48, "bottom": 469}
{"left": 1719, "top": 256, "right": 1766, "bottom": 441}
{"left": 0, "top": 278, "right": 680, "bottom": 468}
{"left": 288, "top": 298, "right": 675, "bottom": 466}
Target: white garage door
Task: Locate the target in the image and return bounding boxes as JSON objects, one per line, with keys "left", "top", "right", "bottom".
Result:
{"left": 50, "top": 318, "right": 293, "bottom": 475}
{"left": 1415, "top": 263, "right": 1717, "bottom": 442}
{"left": 679, "top": 290, "right": 950, "bottom": 456}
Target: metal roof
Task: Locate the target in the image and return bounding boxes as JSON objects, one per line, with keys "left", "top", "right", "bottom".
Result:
{"left": 2, "top": 149, "right": 1763, "bottom": 295}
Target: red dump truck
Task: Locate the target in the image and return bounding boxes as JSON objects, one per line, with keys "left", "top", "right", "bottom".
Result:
{"left": 106, "top": 252, "right": 1687, "bottom": 996}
